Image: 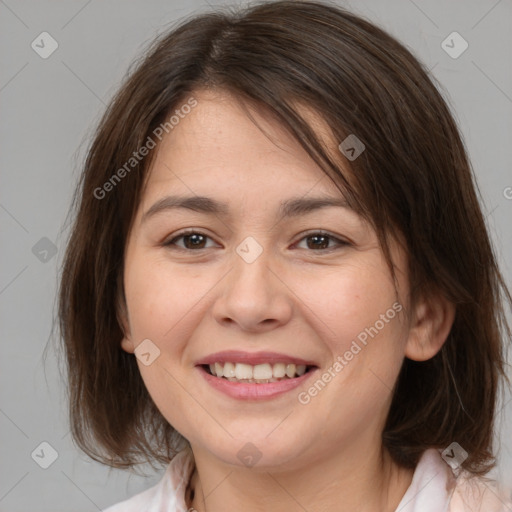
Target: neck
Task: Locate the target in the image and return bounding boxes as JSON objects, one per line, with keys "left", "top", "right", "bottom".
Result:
{"left": 187, "top": 441, "right": 414, "bottom": 512}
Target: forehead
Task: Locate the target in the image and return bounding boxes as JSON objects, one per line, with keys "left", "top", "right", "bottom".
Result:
{"left": 141, "top": 89, "right": 347, "bottom": 205}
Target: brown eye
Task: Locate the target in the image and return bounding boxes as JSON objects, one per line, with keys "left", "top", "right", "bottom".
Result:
{"left": 164, "top": 231, "right": 216, "bottom": 250}
{"left": 306, "top": 234, "right": 330, "bottom": 250}
{"left": 296, "top": 232, "right": 348, "bottom": 251}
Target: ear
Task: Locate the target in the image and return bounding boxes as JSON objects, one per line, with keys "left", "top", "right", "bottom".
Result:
{"left": 404, "top": 291, "right": 456, "bottom": 361}
{"left": 116, "top": 295, "right": 135, "bottom": 354}
{"left": 121, "top": 335, "right": 135, "bottom": 354}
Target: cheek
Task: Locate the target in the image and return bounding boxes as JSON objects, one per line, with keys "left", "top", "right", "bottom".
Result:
{"left": 299, "top": 266, "right": 406, "bottom": 424}
{"left": 293, "top": 259, "right": 402, "bottom": 354}
{"left": 124, "top": 256, "right": 210, "bottom": 341}
{"left": 123, "top": 257, "right": 204, "bottom": 431}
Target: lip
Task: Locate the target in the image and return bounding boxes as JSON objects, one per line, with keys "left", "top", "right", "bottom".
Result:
{"left": 195, "top": 350, "right": 318, "bottom": 367}
{"left": 197, "top": 364, "right": 319, "bottom": 400}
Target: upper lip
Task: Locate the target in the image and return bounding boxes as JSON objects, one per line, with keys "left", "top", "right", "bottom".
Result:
{"left": 195, "top": 350, "right": 318, "bottom": 367}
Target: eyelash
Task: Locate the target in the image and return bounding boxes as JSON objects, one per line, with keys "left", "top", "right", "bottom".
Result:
{"left": 163, "top": 229, "right": 349, "bottom": 253}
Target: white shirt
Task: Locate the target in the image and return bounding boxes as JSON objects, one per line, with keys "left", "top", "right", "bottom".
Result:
{"left": 103, "top": 446, "right": 512, "bottom": 511}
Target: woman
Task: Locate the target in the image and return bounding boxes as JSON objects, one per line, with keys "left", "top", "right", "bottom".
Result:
{"left": 58, "top": 1, "right": 512, "bottom": 510}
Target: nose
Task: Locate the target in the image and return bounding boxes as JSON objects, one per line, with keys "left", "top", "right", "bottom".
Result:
{"left": 212, "top": 244, "right": 293, "bottom": 333}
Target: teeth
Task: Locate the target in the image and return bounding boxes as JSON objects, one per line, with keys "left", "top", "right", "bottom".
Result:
{"left": 253, "top": 363, "right": 272, "bottom": 380}
{"left": 207, "top": 361, "right": 310, "bottom": 380}
{"left": 235, "top": 363, "right": 253, "bottom": 380}
{"left": 273, "top": 363, "right": 286, "bottom": 378}
{"left": 214, "top": 362, "right": 224, "bottom": 377}
{"left": 285, "top": 364, "right": 296, "bottom": 378}
{"left": 223, "top": 362, "right": 236, "bottom": 378}
{"left": 296, "top": 365, "right": 306, "bottom": 376}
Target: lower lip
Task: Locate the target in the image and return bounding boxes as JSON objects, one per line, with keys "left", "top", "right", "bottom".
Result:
{"left": 197, "top": 366, "right": 318, "bottom": 400}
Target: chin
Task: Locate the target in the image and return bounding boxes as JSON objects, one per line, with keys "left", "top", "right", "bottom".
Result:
{"left": 201, "top": 432, "right": 312, "bottom": 471}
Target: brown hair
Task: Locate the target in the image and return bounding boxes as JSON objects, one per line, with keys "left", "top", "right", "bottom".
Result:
{"left": 56, "top": 0, "right": 511, "bottom": 475}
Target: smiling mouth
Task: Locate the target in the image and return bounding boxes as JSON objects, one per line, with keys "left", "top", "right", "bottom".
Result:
{"left": 201, "top": 362, "right": 316, "bottom": 383}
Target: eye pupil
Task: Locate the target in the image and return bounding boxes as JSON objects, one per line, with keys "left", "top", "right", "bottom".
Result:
{"left": 184, "top": 233, "right": 206, "bottom": 249}
{"left": 307, "top": 235, "right": 329, "bottom": 250}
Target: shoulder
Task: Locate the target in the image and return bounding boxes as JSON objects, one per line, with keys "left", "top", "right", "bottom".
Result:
{"left": 449, "top": 471, "right": 512, "bottom": 512}
{"left": 103, "top": 483, "right": 161, "bottom": 512}
{"left": 103, "top": 447, "right": 196, "bottom": 512}
{"left": 396, "top": 448, "right": 512, "bottom": 512}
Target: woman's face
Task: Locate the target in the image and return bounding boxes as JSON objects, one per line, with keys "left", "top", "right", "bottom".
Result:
{"left": 121, "top": 89, "right": 414, "bottom": 470}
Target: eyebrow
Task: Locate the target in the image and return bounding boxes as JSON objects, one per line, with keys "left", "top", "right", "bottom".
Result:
{"left": 142, "top": 194, "right": 351, "bottom": 223}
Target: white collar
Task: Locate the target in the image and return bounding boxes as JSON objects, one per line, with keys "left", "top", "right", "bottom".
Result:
{"left": 162, "top": 446, "right": 511, "bottom": 512}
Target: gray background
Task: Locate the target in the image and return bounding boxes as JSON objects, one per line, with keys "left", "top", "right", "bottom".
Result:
{"left": 1, "top": 0, "right": 511, "bottom": 510}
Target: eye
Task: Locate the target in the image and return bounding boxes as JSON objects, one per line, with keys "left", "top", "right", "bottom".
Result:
{"left": 163, "top": 230, "right": 218, "bottom": 250}
{"left": 295, "top": 231, "right": 349, "bottom": 251}
{"left": 163, "top": 230, "right": 349, "bottom": 252}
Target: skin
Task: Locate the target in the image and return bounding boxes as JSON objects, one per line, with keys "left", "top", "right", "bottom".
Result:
{"left": 120, "top": 89, "right": 455, "bottom": 512}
